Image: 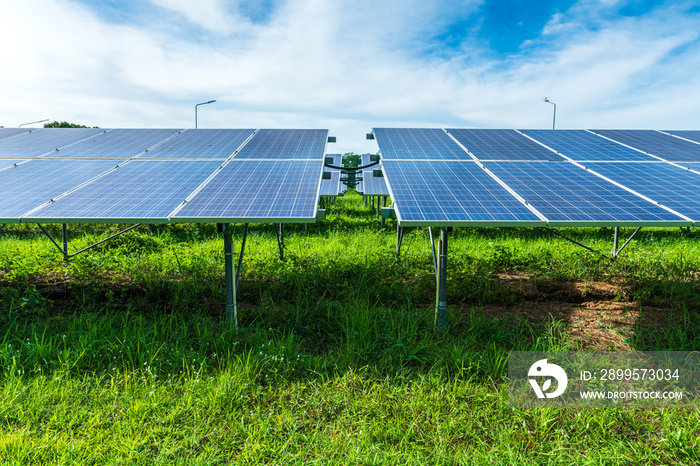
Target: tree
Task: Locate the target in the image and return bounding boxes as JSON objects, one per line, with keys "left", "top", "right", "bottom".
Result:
{"left": 342, "top": 152, "right": 361, "bottom": 190}
{"left": 44, "top": 121, "right": 99, "bottom": 128}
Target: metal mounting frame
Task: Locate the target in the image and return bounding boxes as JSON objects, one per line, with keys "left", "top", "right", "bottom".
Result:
{"left": 223, "top": 222, "right": 250, "bottom": 329}
{"left": 543, "top": 226, "right": 643, "bottom": 261}
{"left": 37, "top": 223, "right": 142, "bottom": 262}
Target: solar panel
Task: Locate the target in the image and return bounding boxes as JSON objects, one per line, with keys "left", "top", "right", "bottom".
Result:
{"left": 233, "top": 129, "right": 327, "bottom": 159}
{"left": 482, "top": 161, "right": 687, "bottom": 226}
{"left": 0, "top": 159, "right": 116, "bottom": 222}
{"left": 24, "top": 160, "right": 222, "bottom": 223}
{"left": 43, "top": 128, "right": 182, "bottom": 159}
{"left": 0, "top": 159, "right": 26, "bottom": 171}
{"left": 447, "top": 129, "right": 559, "bottom": 161}
{"left": 0, "top": 128, "right": 105, "bottom": 159}
{"left": 320, "top": 170, "right": 341, "bottom": 196}
{"left": 0, "top": 128, "right": 32, "bottom": 140}
{"left": 592, "top": 130, "right": 700, "bottom": 162}
{"left": 361, "top": 169, "right": 390, "bottom": 195}
{"left": 326, "top": 154, "right": 343, "bottom": 166}
{"left": 172, "top": 159, "right": 322, "bottom": 222}
{"left": 663, "top": 131, "right": 700, "bottom": 145}
{"left": 373, "top": 128, "right": 469, "bottom": 160}
{"left": 138, "top": 129, "right": 255, "bottom": 159}
{"left": 521, "top": 130, "right": 653, "bottom": 161}
{"left": 581, "top": 162, "right": 700, "bottom": 223}
{"left": 381, "top": 160, "right": 543, "bottom": 226}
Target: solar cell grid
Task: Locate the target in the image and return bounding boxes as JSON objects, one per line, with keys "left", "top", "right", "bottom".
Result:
{"left": 0, "top": 128, "right": 32, "bottom": 140}
{"left": 663, "top": 131, "right": 700, "bottom": 146}
{"left": 521, "top": 130, "right": 653, "bottom": 161}
{"left": 139, "top": 129, "right": 255, "bottom": 159}
{"left": 24, "top": 160, "right": 222, "bottom": 223}
{"left": 0, "top": 128, "right": 105, "bottom": 159}
{"left": 0, "top": 159, "right": 26, "bottom": 171}
{"left": 0, "top": 159, "right": 116, "bottom": 222}
{"left": 482, "top": 161, "right": 686, "bottom": 226}
{"left": 593, "top": 130, "right": 700, "bottom": 162}
{"left": 173, "top": 159, "right": 322, "bottom": 222}
{"left": 234, "top": 129, "right": 327, "bottom": 159}
{"left": 44, "top": 128, "right": 182, "bottom": 159}
{"left": 320, "top": 170, "right": 341, "bottom": 196}
{"left": 447, "top": 129, "right": 558, "bottom": 161}
{"left": 361, "top": 169, "right": 390, "bottom": 195}
{"left": 381, "top": 160, "right": 542, "bottom": 226}
{"left": 582, "top": 162, "right": 700, "bottom": 223}
{"left": 373, "top": 128, "right": 469, "bottom": 160}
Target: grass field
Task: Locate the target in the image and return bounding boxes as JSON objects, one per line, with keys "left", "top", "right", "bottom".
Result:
{"left": 0, "top": 191, "right": 699, "bottom": 464}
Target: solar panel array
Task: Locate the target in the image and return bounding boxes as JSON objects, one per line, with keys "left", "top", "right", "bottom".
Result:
{"left": 373, "top": 128, "right": 699, "bottom": 227}
{"left": 360, "top": 153, "right": 390, "bottom": 196}
{"left": 0, "top": 128, "right": 328, "bottom": 224}
{"left": 320, "top": 153, "right": 343, "bottom": 196}
{"left": 0, "top": 128, "right": 32, "bottom": 140}
{"left": 591, "top": 130, "right": 700, "bottom": 162}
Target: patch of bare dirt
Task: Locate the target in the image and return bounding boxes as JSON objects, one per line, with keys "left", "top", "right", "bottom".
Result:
{"left": 473, "top": 272, "right": 685, "bottom": 351}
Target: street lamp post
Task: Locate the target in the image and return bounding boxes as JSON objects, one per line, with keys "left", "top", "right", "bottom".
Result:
{"left": 194, "top": 100, "right": 216, "bottom": 128}
{"left": 544, "top": 98, "right": 556, "bottom": 130}
{"left": 19, "top": 119, "right": 49, "bottom": 128}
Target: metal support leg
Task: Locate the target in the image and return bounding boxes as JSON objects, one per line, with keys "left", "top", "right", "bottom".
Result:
{"left": 224, "top": 224, "right": 237, "bottom": 329}
{"left": 612, "top": 227, "right": 620, "bottom": 259}
{"left": 275, "top": 223, "right": 285, "bottom": 261}
{"left": 612, "top": 227, "right": 642, "bottom": 262}
{"left": 62, "top": 224, "right": 69, "bottom": 262}
{"left": 235, "top": 223, "right": 249, "bottom": 290}
{"left": 428, "top": 227, "right": 438, "bottom": 280}
{"left": 533, "top": 227, "right": 540, "bottom": 237}
{"left": 435, "top": 227, "right": 448, "bottom": 330}
{"left": 395, "top": 223, "right": 404, "bottom": 258}
{"left": 381, "top": 197, "right": 386, "bottom": 227}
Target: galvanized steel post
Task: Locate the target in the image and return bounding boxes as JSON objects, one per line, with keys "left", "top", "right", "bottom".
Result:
{"left": 224, "top": 224, "right": 237, "bottom": 328}
{"left": 435, "top": 227, "right": 448, "bottom": 330}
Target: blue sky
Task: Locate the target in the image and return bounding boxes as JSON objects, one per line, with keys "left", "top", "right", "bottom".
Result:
{"left": 1, "top": 0, "right": 699, "bottom": 153}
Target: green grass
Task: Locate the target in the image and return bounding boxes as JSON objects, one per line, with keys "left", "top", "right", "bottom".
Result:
{"left": 0, "top": 191, "right": 699, "bottom": 464}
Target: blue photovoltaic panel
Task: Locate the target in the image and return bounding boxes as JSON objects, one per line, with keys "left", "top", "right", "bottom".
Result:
{"left": 44, "top": 128, "right": 182, "bottom": 159}
{"left": 139, "top": 129, "right": 255, "bottom": 159}
{"left": 361, "top": 154, "right": 371, "bottom": 165}
{"left": 24, "top": 160, "right": 222, "bottom": 223}
{"left": 320, "top": 170, "right": 341, "bottom": 196}
{"left": 373, "top": 128, "right": 468, "bottom": 160}
{"left": 325, "top": 153, "right": 342, "bottom": 166}
{"left": 0, "top": 159, "right": 26, "bottom": 171}
{"left": 593, "top": 130, "right": 700, "bottom": 162}
{"left": 234, "top": 129, "right": 327, "bottom": 159}
{"left": 173, "top": 159, "right": 322, "bottom": 221}
{"left": 321, "top": 153, "right": 342, "bottom": 196}
{"left": 447, "top": 129, "right": 559, "bottom": 161}
{"left": 0, "top": 128, "right": 32, "bottom": 140}
{"left": 361, "top": 169, "right": 390, "bottom": 195}
{"left": 381, "top": 160, "right": 542, "bottom": 226}
{"left": 521, "top": 130, "right": 653, "bottom": 161}
{"left": 663, "top": 131, "right": 700, "bottom": 145}
{"left": 0, "top": 159, "right": 116, "bottom": 222}
{"left": 583, "top": 162, "right": 700, "bottom": 223}
{"left": 0, "top": 128, "right": 104, "bottom": 159}
{"left": 483, "top": 162, "right": 686, "bottom": 226}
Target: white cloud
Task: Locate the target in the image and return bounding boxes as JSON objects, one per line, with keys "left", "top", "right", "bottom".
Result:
{"left": 0, "top": 0, "right": 698, "bottom": 153}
